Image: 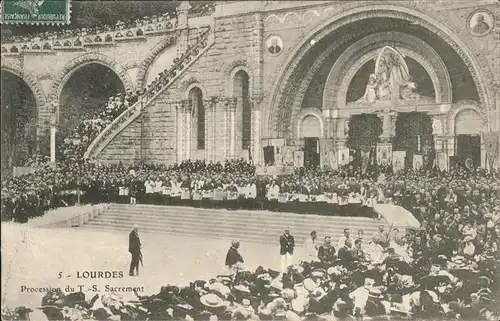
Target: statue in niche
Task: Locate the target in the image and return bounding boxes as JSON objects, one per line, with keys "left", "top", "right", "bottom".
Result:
{"left": 432, "top": 118, "right": 443, "bottom": 136}
{"left": 357, "top": 46, "right": 424, "bottom": 104}
{"left": 390, "top": 116, "right": 396, "bottom": 137}
{"left": 344, "top": 119, "right": 350, "bottom": 136}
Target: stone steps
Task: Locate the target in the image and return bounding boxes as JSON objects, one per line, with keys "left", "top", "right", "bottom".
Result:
{"left": 83, "top": 204, "right": 388, "bottom": 244}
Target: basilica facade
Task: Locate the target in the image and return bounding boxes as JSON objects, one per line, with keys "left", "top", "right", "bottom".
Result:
{"left": 2, "top": 0, "right": 499, "bottom": 170}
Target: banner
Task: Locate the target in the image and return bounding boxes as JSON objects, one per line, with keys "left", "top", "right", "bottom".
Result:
{"left": 481, "top": 131, "right": 499, "bottom": 170}
{"left": 413, "top": 154, "right": 423, "bottom": 170}
{"left": 436, "top": 152, "right": 448, "bottom": 172}
{"left": 376, "top": 143, "right": 392, "bottom": 165}
{"left": 282, "top": 146, "right": 295, "bottom": 166}
{"left": 255, "top": 166, "right": 294, "bottom": 176}
{"left": 338, "top": 148, "right": 350, "bottom": 166}
{"left": 274, "top": 146, "right": 283, "bottom": 166}
{"left": 360, "top": 150, "right": 370, "bottom": 173}
{"left": 294, "top": 150, "right": 304, "bottom": 168}
{"left": 392, "top": 151, "right": 406, "bottom": 172}
{"left": 320, "top": 140, "right": 336, "bottom": 169}
{"left": 328, "top": 150, "right": 337, "bottom": 169}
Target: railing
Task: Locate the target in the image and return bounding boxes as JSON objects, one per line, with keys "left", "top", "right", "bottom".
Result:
{"left": 84, "top": 26, "right": 213, "bottom": 159}
{"left": 1, "top": 17, "right": 177, "bottom": 53}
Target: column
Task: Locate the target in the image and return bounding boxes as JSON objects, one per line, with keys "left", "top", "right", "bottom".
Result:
{"left": 213, "top": 98, "right": 221, "bottom": 161}
{"left": 184, "top": 101, "right": 192, "bottom": 160}
{"left": 234, "top": 97, "right": 243, "bottom": 158}
{"left": 176, "top": 101, "right": 186, "bottom": 162}
{"left": 322, "top": 109, "right": 332, "bottom": 139}
{"left": 48, "top": 102, "right": 58, "bottom": 164}
{"left": 203, "top": 97, "right": 215, "bottom": 161}
{"left": 337, "top": 117, "right": 349, "bottom": 149}
{"left": 50, "top": 114, "right": 57, "bottom": 164}
{"left": 176, "top": 1, "right": 191, "bottom": 55}
{"left": 377, "top": 109, "right": 396, "bottom": 143}
{"left": 251, "top": 96, "right": 263, "bottom": 165}
{"left": 228, "top": 97, "right": 237, "bottom": 159}
{"left": 215, "top": 98, "right": 230, "bottom": 160}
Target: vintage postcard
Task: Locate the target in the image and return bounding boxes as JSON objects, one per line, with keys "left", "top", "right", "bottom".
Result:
{"left": 1, "top": 0, "right": 71, "bottom": 25}
{"left": 1, "top": 0, "right": 499, "bottom": 320}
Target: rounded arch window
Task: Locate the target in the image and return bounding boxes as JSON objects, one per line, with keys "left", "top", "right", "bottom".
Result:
{"left": 188, "top": 87, "right": 205, "bottom": 150}
{"left": 233, "top": 70, "right": 251, "bottom": 150}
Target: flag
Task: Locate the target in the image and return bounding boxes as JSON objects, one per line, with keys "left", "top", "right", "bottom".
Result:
{"left": 481, "top": 131, "right": 499, "bottom": 170}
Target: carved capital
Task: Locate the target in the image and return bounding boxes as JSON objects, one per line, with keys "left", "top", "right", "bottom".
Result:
{"left": 203, "top": 97, "right": 216, "bottom": 110}
{"left": 251, "top": 95, "right": 264, "bottom": 110}
{"left": 227, "top": 97, "right": 238, "bottom": 111}
{"left": 180, "top": 100, "right": 191, "bottom": 113}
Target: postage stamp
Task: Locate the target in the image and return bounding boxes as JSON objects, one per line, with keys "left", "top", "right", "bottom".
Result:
{"left": 1, "top": 0, "right": 70, "bottom": 25}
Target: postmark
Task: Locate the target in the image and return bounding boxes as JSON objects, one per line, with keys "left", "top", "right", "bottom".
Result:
{"left": 1, "top": 0, "right": 71, "bottom": 25}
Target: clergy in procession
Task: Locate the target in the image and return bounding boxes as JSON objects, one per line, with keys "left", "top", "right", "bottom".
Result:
{"left": 303, "top": 230, "right": 319, "bottom": 262}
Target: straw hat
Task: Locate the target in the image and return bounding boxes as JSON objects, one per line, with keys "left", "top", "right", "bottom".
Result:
{"left": 303, "top": 278, "right": 316, "bottom": 292}
{"left": 200, "top": 294, "right": 224, "bottom": 308}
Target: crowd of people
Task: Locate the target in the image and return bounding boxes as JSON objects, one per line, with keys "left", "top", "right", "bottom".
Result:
{"left": 2, "top": 13, "right": 175, "bottom": 44}
{"left": 3, "top": 201, "right": 499, "bottom": 320}
{"left": 2, "top": 3, "right": 216, "bottom": 44}
{"left": 56, "top": 91, "right": 141, "bottom": 160}
{"left": 49, "top": 23, "right": 209, "bottom": 163}
{"left": 2, "top": 156, "right": 498, "bottom": 222}
{"left": 2, "top": 156, "right": 499, "bottom": 321}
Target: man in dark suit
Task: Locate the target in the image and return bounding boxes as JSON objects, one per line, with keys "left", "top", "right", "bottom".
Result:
{"left": 317, "top": 236, "right": 336, "bottom": 266}
{"left": 225, "top": 241, "right": 244, "bottom": 275}
{"left": 129, "top": 225, "right": 142, "bottom": 276}
{"left": 280, "top": 227, "right": 295, "bottom": 273}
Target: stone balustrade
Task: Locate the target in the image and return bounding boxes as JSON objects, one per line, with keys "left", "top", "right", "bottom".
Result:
{"left": 84, "top": 26, "right": 213, "bottom": 160}
{"left": 1, "top": 18, "right": 177, "bottom": 54}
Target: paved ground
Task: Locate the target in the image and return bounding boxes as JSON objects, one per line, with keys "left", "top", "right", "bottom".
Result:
{"left": 1, "top": 223, "right": 308, "bottom": 309}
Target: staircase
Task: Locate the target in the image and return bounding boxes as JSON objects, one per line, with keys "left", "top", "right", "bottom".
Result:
{"left": 84, "top": 27, "right": 214, "bottom": 159}
{"left": 83, "top": 204, "right": 389, "bottom": 245}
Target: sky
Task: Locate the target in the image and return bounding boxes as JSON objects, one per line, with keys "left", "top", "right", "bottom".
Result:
{"left": 1, "top": 1, "right": 214, "bottom": 37}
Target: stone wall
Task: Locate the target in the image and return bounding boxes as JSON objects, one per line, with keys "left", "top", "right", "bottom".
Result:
{"left": 105, "top": 11, "right": 265, "bottom": 164}
{"left": 92, "top": 0, "right": 499, "bottom": 167}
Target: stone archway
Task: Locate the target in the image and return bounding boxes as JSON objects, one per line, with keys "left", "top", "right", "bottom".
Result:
{"left": 225, "top": 60, "right": 255, "bottom": 98}
{"left": 324, "top": 32, "right": 452, "bottom": 109}
{"left": 294, "top": 108, "right": 325, "bottom": 139}
{"left": 1, "top": 68, "right": 41, "bottom": 169}
{"left": 47, "top": 53, "right": 134, "bottom": 113}
{"left": 267, "top": 5, "right": 493, "bottom": 139}
{"left": 136, "top": 34, "right": 177, "bottom": 89}
{"left": 0, "top": 63, "right": 47, "bottom": 110}
{"left": 448, "top": 101, "right": 488, "bottom": 135}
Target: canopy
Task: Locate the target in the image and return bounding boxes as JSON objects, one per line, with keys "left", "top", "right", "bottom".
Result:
{"left": 373, "top": 204, "right": 420, "bottom": 230}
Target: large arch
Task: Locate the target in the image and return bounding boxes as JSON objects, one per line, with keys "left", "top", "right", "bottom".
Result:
{"left": 57, "top": 63, "right": 127, "bottom": 137}
{"left": 1, "top": 69, "right": 39, "bottom": 170}
{"left": 47, "top": 53, "right": 134, "bottom": 111}
{"left": 0, "top": 63, "right": 46, "bottom": 110}
{"left": 267, "top": 5, "right": 493, "bottom": 138}
{"left": 324, "top": 32, "right": 452, "bottom": 109}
